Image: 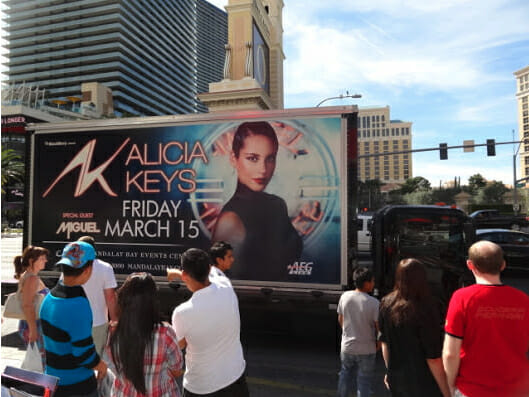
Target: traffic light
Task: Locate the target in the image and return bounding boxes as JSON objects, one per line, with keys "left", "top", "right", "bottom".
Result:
{"left": 439, "top": 143, "right": 448, "bottom": 160}
{"left": 486, "top": 139, "right": 495, "bottom": 156}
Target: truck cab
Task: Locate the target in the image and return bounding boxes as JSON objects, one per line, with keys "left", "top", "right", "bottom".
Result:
{"left": 371, "top": 205, "right": 475, "bottom": 312}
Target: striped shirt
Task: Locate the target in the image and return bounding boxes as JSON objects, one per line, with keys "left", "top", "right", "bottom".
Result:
{"left": 40, "top": 282, "right": 99, "bottom": 397}
{"left": 109, "top": 323, "right": 183, "bottom": 397}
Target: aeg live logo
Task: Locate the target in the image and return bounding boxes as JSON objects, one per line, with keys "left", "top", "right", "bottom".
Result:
{"left": 287, "top": 261, "right": 313, "bottom": 276}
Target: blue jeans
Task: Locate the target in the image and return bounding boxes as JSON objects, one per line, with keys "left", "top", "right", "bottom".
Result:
{"left": 337, "top": 352, "right": 375, "bottom": 397}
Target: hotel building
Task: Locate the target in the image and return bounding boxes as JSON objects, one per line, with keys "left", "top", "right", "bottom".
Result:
{"left": 357, "top": 106, "right": 413, "bottom": 184}
{"left": 515, "top": 66, "right": 529, "bottom": 183}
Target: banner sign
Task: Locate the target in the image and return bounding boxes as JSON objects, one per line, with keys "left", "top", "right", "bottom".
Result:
{"left": 31, "top": 117, "right": 344, "bottom": 285}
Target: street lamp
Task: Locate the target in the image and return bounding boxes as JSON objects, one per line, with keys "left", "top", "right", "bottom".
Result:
{"left": 316, "top": 92, "right": 362, "bottom": 107}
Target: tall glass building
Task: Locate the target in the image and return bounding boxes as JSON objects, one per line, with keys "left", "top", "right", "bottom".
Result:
{"left": 3, "top": 0, "right": 227, "bottom": 116}
{"left": 197, "top": 0, "right": 227, "bottom": 112}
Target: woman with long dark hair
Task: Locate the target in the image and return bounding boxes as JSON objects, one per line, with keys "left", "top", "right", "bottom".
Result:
{"left": 212, "top": 121, "right": 302, "bottom": 281}
{"left": 13, "top": 245, "right": 49, "bottom": 368}
{"left": 108, "top": 273, "right": 183, "bottom": 396}
{"left": 378, "top": 258, "right": 450, "bottom": 397}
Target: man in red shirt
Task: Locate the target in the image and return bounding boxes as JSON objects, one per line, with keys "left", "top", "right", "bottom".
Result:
{"left": 443, "top": 240, "right": 529, "bottom": 397}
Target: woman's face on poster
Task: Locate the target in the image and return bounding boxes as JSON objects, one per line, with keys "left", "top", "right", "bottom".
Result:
{"left": 231, "top": 133, "right": 277, "bottom": 192}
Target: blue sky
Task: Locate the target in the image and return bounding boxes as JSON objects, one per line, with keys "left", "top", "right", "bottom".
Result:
{"left": 2, "top": 1, "right": 529, "bottom": 187}
{"left": 208, "top": 0, "right": 529, "bottom": 187}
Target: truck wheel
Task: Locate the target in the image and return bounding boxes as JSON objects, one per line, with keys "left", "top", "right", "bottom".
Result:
{"left": 511, "top": 223, "right": 521, "bottom": 231}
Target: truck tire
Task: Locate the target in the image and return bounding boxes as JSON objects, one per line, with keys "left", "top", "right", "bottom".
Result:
{"left": 511, "top": 223, "right": 521, "bottom": 231}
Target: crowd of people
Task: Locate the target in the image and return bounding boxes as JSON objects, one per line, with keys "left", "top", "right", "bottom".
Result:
{"left": 338, "top": 240, "right": 529, "bottom": 397}
{"left": 9, "top": 236, "right": 529, "bottom": 397}
{"left": 10, "top": 238, "right": 246, "bottom": 397}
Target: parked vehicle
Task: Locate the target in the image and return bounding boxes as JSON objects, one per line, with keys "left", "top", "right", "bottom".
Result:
{"left": 23, "top": 106, "right": 359, "bottom": 314}
{"left": 371, "top": 205, "right": 475, "bottom": 312}
{"left": 357, "top": 213, "right": 373, "bottom": 252}
{"left": 469, "top": 209, "right": 529, "bottom": 231}
{"left": 475, "top": 228, "right": 529, "bottom": 277}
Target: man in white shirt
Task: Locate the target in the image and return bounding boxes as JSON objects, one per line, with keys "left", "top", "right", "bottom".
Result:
{"left": 166, "top": 241, "right": 234, "bottom": 285}
{"left": 171, "top": 248, "right": 248, "bottom": 396}
{"left": 208, "top": 241, "right": 234, "bottom": 285}
{"left": 78, "top": 236, "right": 118, "bottom": 356}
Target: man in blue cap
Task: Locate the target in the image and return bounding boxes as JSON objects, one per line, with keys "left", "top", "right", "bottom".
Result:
{"left": 40, "top": 241, "right": 107, "bottom": 397}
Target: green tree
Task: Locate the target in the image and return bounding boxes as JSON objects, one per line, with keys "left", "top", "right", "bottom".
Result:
{"left": 467, "top": 174, "right": 486, "bottom": 194}
{"left": 403, "top": 190, "right": 434, "bottom": 205}
{"left": 358, "top": 179, "right": 383, "bottom": 210}
{"left": 1, "top": 148, "right": 24, "bottom": 194}
{"left": 431, "top": 186, "right": 462, "bottom": 205}
{"left": 400, "top": 176, "right": 431, "bottom": 195}
{"left": 474, "top": 181, "right": 508, "bottom": 204}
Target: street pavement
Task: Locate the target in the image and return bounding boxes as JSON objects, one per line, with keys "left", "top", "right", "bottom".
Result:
{"left": 1, "top": 233, "right": 25, "bottom": 372}
{"left": 1, "top": 308, "right": 25, "bottom": 372}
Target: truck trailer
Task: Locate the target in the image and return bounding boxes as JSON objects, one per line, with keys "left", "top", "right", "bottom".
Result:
{"left": 23, "top": 106, "right": 359, "bottom": 315}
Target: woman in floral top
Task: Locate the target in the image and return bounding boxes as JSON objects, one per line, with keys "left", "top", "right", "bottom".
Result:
{"left": 108, "top": 272, "right": 183, "bottom": 396}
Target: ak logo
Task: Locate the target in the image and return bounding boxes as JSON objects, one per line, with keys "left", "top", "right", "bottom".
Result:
{"left": 43, "top": 138, "right": 130, "bottom": 198}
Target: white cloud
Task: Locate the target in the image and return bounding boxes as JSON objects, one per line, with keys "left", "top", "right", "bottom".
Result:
{"left": 283, "top": 0, "right": 529, "bottom": 98}
{"left": 206, "top": 0, "right": 227, "bottom": 10}
{"left": 455, "top": 95, "right": 517, "bottom": 124}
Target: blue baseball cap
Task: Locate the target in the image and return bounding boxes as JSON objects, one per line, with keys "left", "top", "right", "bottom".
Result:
{"left": 57, "top": 241, "right": 95, "bottom": 268}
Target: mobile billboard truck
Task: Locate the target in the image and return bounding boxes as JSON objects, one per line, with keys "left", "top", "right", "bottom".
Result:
{"left": 24, "top": 106, "right": 358, "bottom": 315}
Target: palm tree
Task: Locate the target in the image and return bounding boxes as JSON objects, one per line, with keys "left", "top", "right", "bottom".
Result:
{"left": 1, "top": 148, "right": 25, "bottom": 194}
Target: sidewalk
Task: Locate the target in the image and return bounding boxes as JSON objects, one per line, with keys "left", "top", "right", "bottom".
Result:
{"left": 1, "top": 309, "right": 26, "bottom": 371}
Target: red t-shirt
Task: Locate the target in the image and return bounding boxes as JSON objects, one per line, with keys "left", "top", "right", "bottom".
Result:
{"left": 445, "top": 284, "right": 529, "bottom": 397}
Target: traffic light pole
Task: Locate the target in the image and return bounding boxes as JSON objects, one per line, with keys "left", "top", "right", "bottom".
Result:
{"left": 357, "top": 139, "right": 526, "bottom": 159}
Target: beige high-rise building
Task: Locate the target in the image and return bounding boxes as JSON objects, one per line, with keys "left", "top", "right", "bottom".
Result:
{"left": 515, "top": 66, "right": 529, "bottom": 184}
{"left": 357, "top": 106, "right": 412, "bottom": 183}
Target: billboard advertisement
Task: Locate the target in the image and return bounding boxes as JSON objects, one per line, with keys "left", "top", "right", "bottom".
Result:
{"left": 30, "top": 116, "right": 344, "bottom": 285}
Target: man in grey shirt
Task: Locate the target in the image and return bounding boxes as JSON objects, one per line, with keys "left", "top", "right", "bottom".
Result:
{"left": 337, "top": 267, "right": 379, "bottom": 397}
